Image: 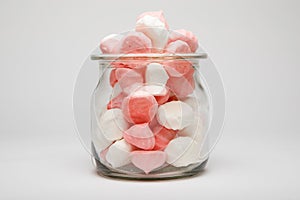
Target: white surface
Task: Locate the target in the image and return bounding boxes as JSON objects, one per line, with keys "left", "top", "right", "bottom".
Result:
{"left": 0, "top": 0, "right": 300, "bottom": 199}
{"left": 0, "top": 132, "right": 299, "bottom": 199}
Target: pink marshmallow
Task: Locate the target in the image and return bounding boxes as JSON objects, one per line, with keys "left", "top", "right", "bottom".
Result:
{"left": 137, "top": 85, "right": 170, "bottom": 105}
{"left": 109, "top": 69, "right": 118, "bottom": 87}
{"left": 100, "top": 34, "right": 122, "bottom": 54}
{"left": 123, "top": 123, "right": 155, "bottom": 150}
{"left": 131, "top": 151, "right": 167, "bottom": 174}
{"left": 165, "top": 40, "right": 192, "bottom": 53}
{"left": 152, "top": 125, "right": 177, "bottom": 150}
{"left": 163, "top": 60, "right": 195, "bottom": 98}
{"left": 119, "top": 32, "right": 152, "bottom": 53}
{"left": 168, "top": 29, "right": 198, "bottom": 52}
{"left": 122, "top": 91, "right": 158, "bottom": 124}
{"left": 115, "top": 68, "right": 144, "bottom": 94}
{"left": 137, "top": 10, "right": 169, "bottom": 29}
{"left": 107, "top": 92, "right": 126, "bottom": 110}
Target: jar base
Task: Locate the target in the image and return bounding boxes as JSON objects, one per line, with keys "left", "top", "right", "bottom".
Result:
{"left": 92, "top": 143, "right": 208, "bottom": 180}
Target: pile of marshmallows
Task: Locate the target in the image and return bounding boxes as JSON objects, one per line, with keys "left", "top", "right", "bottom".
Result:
{"left": 94, "top": 11, "right": 204, "bottom": 174}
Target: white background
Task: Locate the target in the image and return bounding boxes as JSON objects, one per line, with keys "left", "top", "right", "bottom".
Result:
{"left": 0, "top": 0, "right": 299, "bottom": 199}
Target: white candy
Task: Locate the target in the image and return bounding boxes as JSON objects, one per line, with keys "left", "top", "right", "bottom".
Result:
{"left": 138, "top": 85, "right": 168, "bottom": 96}
{"left": 157, "top": 101, "right": 194, "bottom": 130}
{"left": 145, "top": 63, "right": 169, "bottom": 85}
{"left": 106, "top": 139, "right": 133, "bottom": 168}
{"left": 111, "top": 82, "right": 122, "bottom": 98}
{"left": 99, "top": 109, "right": 129, "bottom": 141}
{"left": 91, "top": 116, "right": 112, "bottom": 152}
{"left": 136, "top": 15, "right": 169, "bottom": 50}
{"left": 178, "top": 115, "right": 204, "bottom": 143}
{"left": 164, "top": 137, "right": 200, "bottom": 167}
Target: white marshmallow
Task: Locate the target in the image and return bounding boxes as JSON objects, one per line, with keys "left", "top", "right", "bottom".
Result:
{"left": 178, "top": 115, "right": 204, "bottom": 143}
{"left": 138, "top": 85, "right": 168, "bottom": 96}
{"left": 106, "top": 139, "right": 133, "bottom": 168}
{"left": 164, "top": 137, "right": 201, "bottom": 167}
{"left": 157, "top": 101, "right": 194, "bottom": 130}
{"left": 91, "top": 116, "right": 112, "bottom": 152}
{"left": 136, "top": 15, "right": 169, "bottom": 50}
{"left": 145, "top": 63, "right": 169, "bottom": 85}
{"left": 111, "top": 82, "right": 122, "bottom": 98}
{"left": 99, "top": 109, "right": 129, "bottom": 141}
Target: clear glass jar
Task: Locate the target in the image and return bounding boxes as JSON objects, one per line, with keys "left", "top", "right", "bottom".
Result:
{"left": 89, "top": 52, "right": 225, "bottom": 180}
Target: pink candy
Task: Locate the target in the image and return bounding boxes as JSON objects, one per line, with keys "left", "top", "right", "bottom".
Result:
{"left": 165, "top": 40, "right": 192, "bottom": 53}
{"left": 123, "top": 123, "right": 155, "bottom": 150}
{"left": 152, "top": 125, "right": 177, "bottom": 150}
{"left": 164, "top": 60, "right": 195, "bottom": 98}
{"left": 122, "top": 91, "right": 158, "bottom": 124}
{"left": 119, "top": 32, "right": 152, "bottom": 53}
{"left": 100, "top": 34, "right": 122, "bottom": 54}
{"left": 168, "top": 29, "right": 199, "bottom": 52}
{"left": 131, "top": 151, "right": 167, "bottom": 174}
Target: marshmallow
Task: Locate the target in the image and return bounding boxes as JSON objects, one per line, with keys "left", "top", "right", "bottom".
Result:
{"left": 109, "top": 69, "right": 118, "bottom": 87}
{"left": 91, "top": 114, "right": 112, "bottom": 152}
{"left": 107, "top": 92, "right": 126, "bottom": 110}
{"left": 152, "top": 125, "right": 177, "bottom": 150}
{"left": 157, "top": 101, "right": 194, "bottom": 130}
{"left": 115, "top": 68, "right": 144, "bottom": 95}
{"left": 164, "top": 137, "right": 200, "bottom": 167}
{"left": 99, "top": 109, "right": 130, "bottom": 141}
{"left": 100, "top": 34, "right": 122, "bottom": 54}
{"left": 136, "top": 15, "right": 168, "bottom": 51}
{"left": 119, "top": 31, "right": 152, "bottom": 53}
{"left": 123, "top": 123, "right": 155, "bottom": 150}
{"left": 122, "top": 91, "right": 158, "bottom": 124}
{"left": 145, "top": 63, "right": 169, "bottom": 85}
{"left": 164, "top": 60, "right": 195, "bottom": 98}
{"left": 178, "top": 115, "right": 204, "bottom": 143}
{"left": 137, "top": 10, "right": 169, "bottom": 29}
{"left": 138, "top": 85, "right": 170, "bottom": 105}
{"left": 168, "top": 29, "right": 198, "bottom": 52}
{"left": 111, "top": 82, "right": 122, "bottom": 98}
{"left": 106, "top": 139, "right": 133, "bottom": 168}
{"left": 165, "top": 40, "right": 192, "bottom": 53}
{"left": 131, "top": 151, "right": 167, "bottom": 174}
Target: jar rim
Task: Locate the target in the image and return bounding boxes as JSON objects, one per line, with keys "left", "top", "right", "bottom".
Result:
{"left": 90, "top": 53, "right": 208, "bottom": 61}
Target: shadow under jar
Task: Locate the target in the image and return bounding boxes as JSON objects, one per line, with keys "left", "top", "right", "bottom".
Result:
{"left": 90, "top": 53, "right": 216, "bottom": 180}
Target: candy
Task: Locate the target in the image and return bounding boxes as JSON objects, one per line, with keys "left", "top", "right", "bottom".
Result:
{"left": 99, "top": 109, "right": 130, "bottom": 141}
{"left": 119, "top": 31, "right": 152, "bottom": 53}
{"left": 178, "top": 115, "right": 204, "bottom": 143}
{"left": 164, "top": 137, "right": 200, "bottom": 167}
{"left": 164, "top": 60, "right": 195, "bottom": 98}
{"left": 136, "top": 14, "right": 168, "bottom": 51}
{"left": 165, "top": 40, "right": 192, "bottom": 53}
{"left": 123, "top": 123, "right": 155, "bottom": 150}
{"left": 168, "top": 29, "right": 198, "bottom": 52}
{"left": 152, "top": 125, "right": 177, "bottom": 150}
{"left": 122, "top": 91, "right": 158, "bottom": 124}
{"left": 145, "top": 63, "right": 169, "bottom": 85}
{"left": 137, "top": 10, "right": 169, "bottom": 29}
{"left": 109, "top": 69, "right": 118, "bottom": 87}
{"left": 157, "top": 101, "right": 194, "bottom": 130}
{"left": 115, "top": 68, "right": 144, "bottom": 95}
{"left": 137, "top": 85, "right": 170, "bottom": 105}
{"left": 106, "top": 139, "right": 133, "bottom": 168}
{"left": 100, "top": 34, "right": 122, "bottom": 54}
{"left": 131, "top": 151, "right": 167, "bottom": 174}
{"left": 107, "top": 92, "right": 126, "bottom": 110}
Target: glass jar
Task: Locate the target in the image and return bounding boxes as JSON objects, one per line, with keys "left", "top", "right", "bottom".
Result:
{"left": 89, "top": 52, "right": 225, "bottom": 180}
